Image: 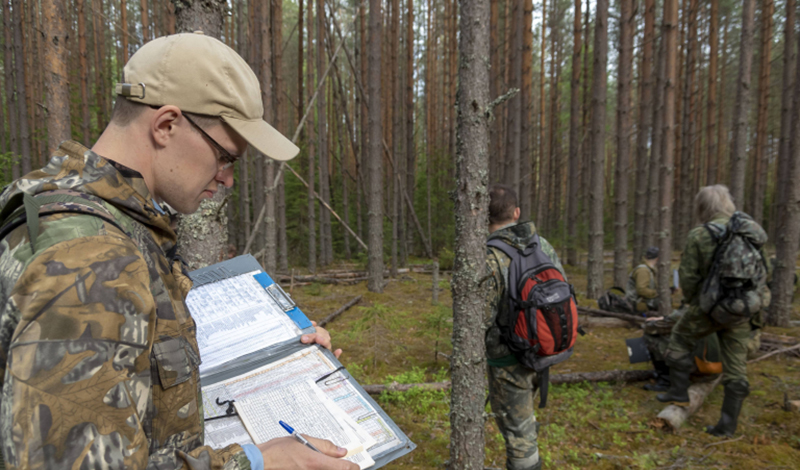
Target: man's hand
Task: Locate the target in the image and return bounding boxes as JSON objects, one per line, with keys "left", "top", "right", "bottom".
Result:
{"left": 258, "top": 436, "right": 359, "bottom": 470}
{"left": 301, "top": 321, "right": 343, "bottom": 359}
{"left": 645, "top": 316, "right": 664, "bottom": 322}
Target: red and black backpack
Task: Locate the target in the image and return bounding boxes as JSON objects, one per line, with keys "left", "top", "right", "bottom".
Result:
{"left": 488, "top": 235, "right": 581, "bottom": 407}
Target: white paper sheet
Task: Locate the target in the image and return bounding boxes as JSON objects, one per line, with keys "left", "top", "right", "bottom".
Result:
{"left": 186, "top": 271, "right": 301, "bottom": 373}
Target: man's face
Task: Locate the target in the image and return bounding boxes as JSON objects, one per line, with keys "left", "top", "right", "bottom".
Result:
{"left": 152, "top": 114, "right": 247, "bottom": 214}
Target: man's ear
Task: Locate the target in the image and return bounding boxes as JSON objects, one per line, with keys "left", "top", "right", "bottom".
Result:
{"left": 513, "top": 207, "right": 521, "bottom": 222}
{"left": 151, "top": 105, "right": 182, "bottom": 148}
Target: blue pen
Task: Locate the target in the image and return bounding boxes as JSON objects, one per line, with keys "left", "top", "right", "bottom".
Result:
{"left": 279, "top": 420, "right": 321, "bottom": 453}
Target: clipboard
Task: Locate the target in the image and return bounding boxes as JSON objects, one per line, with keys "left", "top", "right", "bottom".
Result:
{"left": 188, "top": 255, "right": 415, "bottom": 468}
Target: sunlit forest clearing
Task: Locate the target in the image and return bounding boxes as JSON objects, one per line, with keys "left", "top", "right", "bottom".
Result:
{"left": 290, "top": 253, "right": 800, "bottom": 469}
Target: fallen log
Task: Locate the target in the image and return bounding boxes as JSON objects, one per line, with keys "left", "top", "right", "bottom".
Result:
{"left": 577, "top": 306, "right": 645, "bottom": 325}
{"left": 656, "top": 376, "right": 722, "bottom": 431}
{"left": 760, "top": 332, "right": 799, "bottom": 345}
{"left": 318, "top": 295, "right": 363, "bottom": 328}
{"left": 579, "top": 315, "right": 635, "bottom": 328}
{"left": 361, "top": 369, "right": 655, "bottom": 395}
{"left": 748, "top": 343, "right": 800, "bottom": 364}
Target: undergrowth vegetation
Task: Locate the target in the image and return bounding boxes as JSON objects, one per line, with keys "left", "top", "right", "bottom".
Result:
{"left": 291, "top": 259, "right": 800, "bottom": 469}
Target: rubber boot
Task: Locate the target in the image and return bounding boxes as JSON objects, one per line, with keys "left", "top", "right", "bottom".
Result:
{"left": 656, "top": 365, "right": 691, "bottom": 406}
{"left": 706, "top": 380, "right": 749, "bottom": 437}
{"left": 643, "top": 361, "right": 671, "bottom": 392}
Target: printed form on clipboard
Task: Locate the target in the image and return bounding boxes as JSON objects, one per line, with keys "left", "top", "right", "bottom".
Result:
{"left": 186, "top": 255, "right": 415, "bottom": 469}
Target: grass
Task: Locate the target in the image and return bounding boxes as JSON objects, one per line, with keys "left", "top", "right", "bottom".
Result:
{"left": 289, "top": 258, "right": 800, "bottom": 469}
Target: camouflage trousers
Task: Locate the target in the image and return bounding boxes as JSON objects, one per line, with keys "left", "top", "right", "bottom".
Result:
{"left": 488, "top": 363, "right": 540, "bottom": 470}
{"left": 665, "top": 305, "right": 752, "bottom": 385}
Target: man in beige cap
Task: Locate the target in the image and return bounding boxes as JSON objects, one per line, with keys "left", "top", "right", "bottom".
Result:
{"left": 0, "top": 33, "right": 355, "bottom": 470}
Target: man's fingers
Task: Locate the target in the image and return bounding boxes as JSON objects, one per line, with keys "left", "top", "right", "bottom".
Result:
{"left": 333, "top": 348, "right": 342, "bottom": 359}
{"left": 311, "top": 320, "right": 318, "bottom": 327}
{"left": 303, "top": 435, "right": 347, "bottom": 458}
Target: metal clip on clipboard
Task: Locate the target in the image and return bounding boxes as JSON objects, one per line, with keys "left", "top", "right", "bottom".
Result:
{"left": 265, "top": 282, "right": 297, "bottom": 312}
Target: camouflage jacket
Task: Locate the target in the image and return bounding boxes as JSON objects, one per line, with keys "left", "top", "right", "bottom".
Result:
{"left": 679, "top": 212, "right": 770, "bottom": 309}
{"left": 0, "top": 142, "right": 250, "bottom": 469}
{"left": 485, "top": 221, "right": 565, "bottom": 365}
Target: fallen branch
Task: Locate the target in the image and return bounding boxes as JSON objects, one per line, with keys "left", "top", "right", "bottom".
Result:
{"left": 577, "top": 306, "right": 646, "bottom": 325}
{"left": 579, "top": 315, "right": 634, "bottom": 328}
{"left": 748, "top": 343, "right": 800, "bottom": 364}
{"left": 318, "top": 295, "right": 363, "bottom": 328}
{"left": 702, "top": 435, "right": 744, "bottom": 449}
{"left": 656, "top": 376, "right": 722, "bottom": 431}
{"left": 361, "top": 369, "right": 655, "bottom": 395}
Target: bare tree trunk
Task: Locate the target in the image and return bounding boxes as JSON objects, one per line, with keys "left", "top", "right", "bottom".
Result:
{"left": 613, "top": 0, "right": 634, "bottom": 287}
{"left": 317, "top": 0, "right": 332, "bottom": 266}
{"left": 449, "top": 0, "right": 489, "bottom": 465}
{"left": 273, "top": 0, "right": 288, "bottom": 271}
{"left": 307, "top": 0, "right": 317, "bottom": 272}
{"left": 567, "top": 0, "right": 582, "bottom": 266}
{"left": 658, "top": 0, "right": 678, "bottom": 316}
{"left": 92, "top": 0, "right": 107, "bottom": 132}
{"left": 489, "top": 0, "right": 499, "bottom": 184}
{"left": 77, "top": 0, "right": 90, "bottom": 146}
{"left": 4, "top": 0, "right": 19, "bottom": 177}
{"left": 580, "top": 1, "right": 591, "bottom": 218}
{"left": 676, "top": 0, "right": 697, "bottom": 247}
{"left": 586, "top": 0, "right": 609, "bottom": 300}
{"left": 633, "top": 0, "right": 655, "bottom": 264}
{"left": 504, "top": 0, "right": 521, "bottom": 199}
{"left": 406, "top": 0, "right": 415, "bottom": 258}
{"left": 728, "top": 0, "right": 755, "bottom": 208}
{"left": 537, "top": 0, "right": 547, "bottom": 224}
{"left": 359, "top": 2, "right": 367, "bottom": 252}
{"left": 390, "top": 0, "right": 399, "bottom": 277}
{"left": 520, "top": 0, "right": 533, "bottom": 220}
{"left": 645, "top": 30, "right": 664, "bottom": 250}
{"left": 705, "top": 0, "right": 719, "bottom": 184}
{"left": 261, "top": 0, "right": 276, "bottom": 273}
{"left": 43, "top": 0, "right": 71, "bottom": 154}
{"left": 716, "top": 14, "right": 729, "bottom": 184}
{"left": 141, "top": 0, "right": 149, "bottom": 42}
{"left": 775, "top": 0, "right": 796, "bottom": 242}
{"left": 768, "top": 0, "right": 800, "bottom": 328}
{"left": 173, "top": 0, "right": 223, "bottom": 39}
{"left": 12, "top": 0, "right": 31, "bottom": 175}
{"left": 749, "top": 0, "right": 773, "bottom": 224}
{"left": 121, "top": 0, "right": 128, "bottom": 61}
{"left": 367, "top": 0, "right": 384, "bottom": 292}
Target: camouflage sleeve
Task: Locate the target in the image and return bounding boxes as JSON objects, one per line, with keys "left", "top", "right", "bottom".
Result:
{"left": 634, "top": 268, "right": 658, "bottom": 299}
{"left": 0, "top": 235, "right": 250, "bottom": 470}
{"left": 538, "top": 236, "right": 567, "bottom": 280}
{"left": 678, "top": 227, "right": 705, "bottom": 303}
{"left": 484, "top": 248, "right": 504, "bottom": 325}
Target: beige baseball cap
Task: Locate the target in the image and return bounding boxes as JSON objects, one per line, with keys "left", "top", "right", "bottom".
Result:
{"left": 115, "top": 32, "right": 299, "bottom": 161}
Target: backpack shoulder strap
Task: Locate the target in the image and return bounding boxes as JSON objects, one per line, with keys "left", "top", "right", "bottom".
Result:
{"left": 0, "top": 190, "right": 132, "bottom": 253}
{"left": 487, "top": 237, "right": 520, "bottom": 262}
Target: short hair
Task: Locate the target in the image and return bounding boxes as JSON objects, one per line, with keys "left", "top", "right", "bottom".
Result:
{"left": 489, "top": 184, "right": 518, "bottom": 225}
{"left": 694, "top": 184, "right": 736, "bottom": 223}
{"left": 110, "top": 97, "right": 221, "bottom": 129}
{"left": 644, "top": 246, "right": 660, "bottom": 260}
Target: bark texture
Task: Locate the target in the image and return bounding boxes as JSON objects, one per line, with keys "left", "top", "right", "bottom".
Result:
{"left": 728, "top": 0, "right": 755, "bottom": 207}
{"left": 367, "top": 0, "right": 384, "bottom": 293}
{"left": 566, "top": 0, "right": 582, "bottom": 266}
{"left": 586, "top": 0, "right": 609, "bottom": 300}
{"left": 449, "top": 0, "right": 490, "bottom": 466}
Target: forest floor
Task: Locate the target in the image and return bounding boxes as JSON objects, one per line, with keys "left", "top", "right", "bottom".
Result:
{"left": 287, "top": 255, "right": 800, "bottom": 470}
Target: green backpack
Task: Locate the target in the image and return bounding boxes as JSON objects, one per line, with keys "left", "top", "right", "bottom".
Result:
{"left": 699, "top": 212, "right": 768, "bottom": 325}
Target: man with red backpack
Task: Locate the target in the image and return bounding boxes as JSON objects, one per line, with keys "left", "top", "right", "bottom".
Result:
{"left": 485, "top": 184, "right": 577, "bottom": 470}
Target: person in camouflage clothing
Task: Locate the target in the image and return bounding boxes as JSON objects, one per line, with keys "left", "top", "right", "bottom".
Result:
{"left": 656, "top": 185, "right": 769, "bottom": 438}
{"left": 484, "top": 184, "right": 564, "bottom": 470}
{"left": 0, "top": 34, "right": 354, "bottom": 470}
{"left": 626, "top": 246, "right": 660, "bottom": 313}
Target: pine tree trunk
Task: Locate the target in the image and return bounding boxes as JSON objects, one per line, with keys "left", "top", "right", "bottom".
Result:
{"left": 141, "top": 0, "right": 149, "bottom": 42}
{"left": 260, "top": 0, "right": 276, "bottom": 272}
{"left": 716, "top": 14, "right": 729, "bottom": 183}
{"left": 729, "top": 0, "right": 755, "bottom": 207}
{"left": 405, "top": 0, "right": 415, "bottom": 258}
{"left": 390, "top": 0, "right": 399, "bottom": 276}
{"left": 367, "top": 0, "right": 384, "bottom": 292}
{"left": 317, "top": 0, "right": 332, "bottom": 266}
{"left": 504, "top": 0, "right": 521, "bottom": 199}
{"left": 272, "top": 0, "right": 288, "bottom": 271}
{"left": 645, "top": 31, "right": 665, "bottom": 250}
{"left": 537, "top": 0, "right": 547, "bottom": 224}
{"left": 580, "top": 1, "right": 591, "bottom": 220}
{"left": 12, "top": 0, "right": 31, "bottom": 175}
{"left": 749, "top": 0, "right": 773, "bottom": 224}
{"left": 450, "top": 0, "right": 489, "bottom": 465}
{"left": 547, "top": 9, "right": 560, "bottom": 236}
{"left": 633, "top": 0, "right": 655, "bottom": 265}
{"left": 307, "top": 0, "right": 317, "bottom": 272}
{"left": 77, "top": 0, "right": 90, "bottom": 146}
{"left": 775, "top": 0, "right": 796, "bottom": 242}
{"left": 4, "top": 0, "right": 19, "bottom": 177}
{"left": 566, "top": 0, "right": 581, "bottom": 266}
{"left": 519, "top": 0, "right": 533, "bottom": 220}
{"left": 586, "top": 0, "right": 608, "bottom": 300}
{"left": 359, "top": 2, "right": 367, "bottom": 251}
{"left": 705, "top": 0, "right": 718, "bottom": 185}
{"left": 613, "top": 0, "right": 633, "bottom": 287}
{"left": 92, "top": 0, "right": 107, "bottom": 131}
{"left": 658, "top": 0, "right": 678, "bottom": 316}
{"left": 769, "top": 7, "right": 800, "bottom": 328}
{"left": 173, "top": 0, "right": 223, "bottom": 39}
{"left": 676, "top": 0, "right": 697, "bottom": 247}
{"left": 489, "top": 0, "right": 499, "bottom": 183}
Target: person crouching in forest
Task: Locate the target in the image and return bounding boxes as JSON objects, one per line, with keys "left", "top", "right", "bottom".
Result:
{"left": 657, "top": 185, "right": 770, "bottom": 438}
{"left": 627, "top": 246, "right": 660, "bottom": 314}
{"left": 484, "top": 184, "right": 565, "bottom": 470}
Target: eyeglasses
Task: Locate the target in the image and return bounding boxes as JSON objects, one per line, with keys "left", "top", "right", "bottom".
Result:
{"left": 183, "top": 113, "right": 238, "bottom": 171}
